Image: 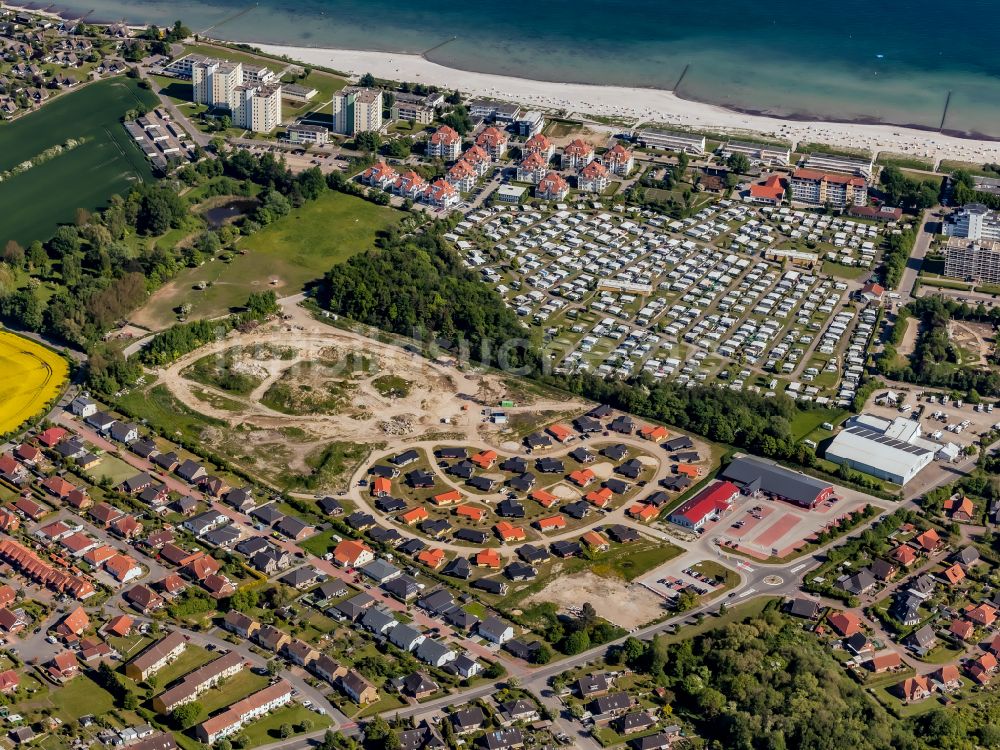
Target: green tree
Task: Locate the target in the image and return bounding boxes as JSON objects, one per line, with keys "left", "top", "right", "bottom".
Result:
{"left": 279, "top": 724, "right": 293, "bottom": 739}
{"left": 562, "top": 629, "right": 591, "bottom": 655}
{"left": 355, "top": 131, "right": 382, "bottom": 153}
{"left": 726, "top": 153, "right": 751, "bottom": 174}
{"left": 172, "top": 701, "right": 204, "bottom": 728}
{"left": 359, "top": 73, "right": 376, "bottom": 87}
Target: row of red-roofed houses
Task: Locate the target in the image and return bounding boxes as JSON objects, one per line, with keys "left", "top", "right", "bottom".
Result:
{"left": 516, "top": 136, "right": 634, "bottom": 196}
{"left": 361, "top": 161, "right": 461, "bottom": 209}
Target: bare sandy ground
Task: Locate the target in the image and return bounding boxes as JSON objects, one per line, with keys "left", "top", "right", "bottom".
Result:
{"left": 258, "top": 43, "right": 1000, "bottom": 164}
{"left": 525, "top": 570, "right": 666, "bottom": 630}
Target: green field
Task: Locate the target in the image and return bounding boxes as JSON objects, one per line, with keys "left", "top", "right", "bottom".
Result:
{"left": 0, "top": 77, "right": 160, "bottom": 246}
{"left": 132, "top": 191, "right": 403, "bottom": 329}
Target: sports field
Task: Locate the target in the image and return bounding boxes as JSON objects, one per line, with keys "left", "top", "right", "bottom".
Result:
{"left": 0, "top": 331, "right": 69, "bottom": 434}
{"left": 0, "top": 77, "right": 160, "bottom": 247}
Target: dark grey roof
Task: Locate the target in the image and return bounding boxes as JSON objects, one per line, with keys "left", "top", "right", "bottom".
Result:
{"left": 382, "top": 574, "right": 420, "bottom": 600}
{"left": 787, "top": 598, "right": 820, "bottom": 618}
{"left": 720, "top": 455, "right": 832, "bottom": 506}
{"left": 249, "top": 504, "right": 285, "bottom": 526}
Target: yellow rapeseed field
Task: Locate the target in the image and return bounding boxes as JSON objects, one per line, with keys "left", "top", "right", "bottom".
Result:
{"left": 0, "top": 330, "right": 69, "bottom": 434}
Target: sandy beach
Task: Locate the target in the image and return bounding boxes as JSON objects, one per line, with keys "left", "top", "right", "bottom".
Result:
{"left": 258, "top": 43, "right": 1000, "bottom": 166}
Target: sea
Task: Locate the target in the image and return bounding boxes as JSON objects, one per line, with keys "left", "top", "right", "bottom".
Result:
{"left": 29, "top": 0, "right": 1000, "bottom": 139}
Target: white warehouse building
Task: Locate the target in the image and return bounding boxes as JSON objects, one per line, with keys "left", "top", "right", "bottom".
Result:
{"left": 824, "top": 414, "right": 936, "bottom": 485}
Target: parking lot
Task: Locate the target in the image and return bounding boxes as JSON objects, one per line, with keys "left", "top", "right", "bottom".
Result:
{"left": 864, "top": 387, "right": 999, "bottom": 453}
{"left": 451, "top": 199, "right": 894, "bottom": 400}
{"left": 707, "top": 489, "right": 878, "bottom": 560}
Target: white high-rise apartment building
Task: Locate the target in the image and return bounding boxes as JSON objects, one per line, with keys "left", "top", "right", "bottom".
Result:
{"left": 331, "top": 87, "right": 383, "bottom": 135}
{"left": 192, "top": 58, "right": 282, "bottom": 133}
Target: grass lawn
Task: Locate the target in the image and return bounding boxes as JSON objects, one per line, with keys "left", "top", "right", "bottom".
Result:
{"left": 588, "top": 539, "right": 683, "bottom": 582}
{"left": 48, "top": 674, "right": 116, "bottom": 720}
{"left": 790, "top": 407, "right": 848, "bottom": 441}
{"left": 132, "top": 191, "right": 403, "bottom": 329}
{"left": 821, "top": 260, "right": 869, "bottom": 280}
{"left": 117, "top": 383, "right": 225, "bottom": 446}
{"left": 151, "top": 644, "right": 215, "bottom": 687}
{"left": 240, "top": 704, "right": 331, "bottom": 747}
{"left": 0, "top": 77, "right": 159, "bottom": 246}
{"left": 918, "top": 276, "right": 972, "bottom": 291}
{"left": 84, "top": 454, "right": 137, "bottom": 487}
{"left": 299, "top": 529, "right": 340, "bottom": 558}
{"left": 197, "top": 671, "right": 270, "bottom": 715}
{"left": 354, "top": 692, "right": 407, "bottom": 718}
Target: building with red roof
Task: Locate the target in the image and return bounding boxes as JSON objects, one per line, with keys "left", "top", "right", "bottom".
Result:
{"left": 333, "top": 539, "right": 373, "bottom": 568}
{"left": 667, "top": 481, "right": 739, "bottom": 530}
{"left": 530, "top": 489, "right": 558, "bottom": 507}
{"left": 522, "top": 133, "right": 554, "bottom": 160}
{"left": 475, "top": 127, "right": 508, "bottom": 160}
{"left": 535, "top": 515, "right": 566, "bottom": 532}
{"left": 790, "top": 169, "right": 868, "bottom": 208}
{"left": 537, "top": 172, "right": 570, "bottom": 201}
{"left": 561, "top": 138, "right": 594, "bottom": 170}
{"left": 578, "top": 160, "right": 610, "bottom": 194}
{"left": 602, "top": 143, "right": 634, "bottom": 176}
{"left": 393, "top": 171, "right": 428, "bottom": 200}
{"left": 424, "top": 178, "right": 459, "bottom": 208}
{"left": 828, "top": 611, "right": 862, "bottom": 637}
{"left": 748, "top": 174, "right": 787, "bottom": 205}
{"left": 447, "top": 159, "right": 477, "bottom": 192}
{"left": 37, "top": 427, "right": 67, "bottom": 447}
{"left": 42, "top": 476, "right": 76, "bottom": 500}
{"left": 427, "top": 124, "right": 461, "bottom": 159}
{"left": 361, "top": 161, "right": 399, "bottom": 190}
{"left": 516, "top": 151, "right": 548, "bottom": 184}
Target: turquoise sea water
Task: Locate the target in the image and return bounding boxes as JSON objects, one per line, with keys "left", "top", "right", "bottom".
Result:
{"left": 39, "top": 0, "right": 1000, "bottom": 138}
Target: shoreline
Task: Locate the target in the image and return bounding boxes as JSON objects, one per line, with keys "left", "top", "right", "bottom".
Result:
{"left": 250, "top": 42, "right": 1000, "bottom": 166}
{"left": 7, "top": 0, "right": 1000, "bottom": 164}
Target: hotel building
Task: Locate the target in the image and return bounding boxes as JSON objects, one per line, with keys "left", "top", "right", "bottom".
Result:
{"left": 789, "top": 169, "right": 868, "bottom": 208}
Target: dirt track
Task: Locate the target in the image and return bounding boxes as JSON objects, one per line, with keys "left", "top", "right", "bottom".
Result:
{"left": 150, "top": 297, "right": 589, "bottom": 479}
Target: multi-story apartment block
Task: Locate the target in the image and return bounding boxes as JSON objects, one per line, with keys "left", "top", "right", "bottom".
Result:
{"left": 516, "top": 152, "right": 548, "bottom": 184}
{"left": 427, "top": 125, "right": 461, "bottom": 160}
{"left": 578, "top": 160, "right": 610, "bottom": 193}
{"left": 192, "top": 60, "right": 242, "bottom": 110}
{"left": 447, "top": 160, "right": 477, "bottom": 192}
{"left": 523, "top": 133, "right": 554, "bottom": 162}
{"left": 424, "top": 178, "right": 459, "bottom": 208}
{"left": 561, "top": 138, "right": 594, "bottom": 170}
{"left": 390, "top": 91, "right": 443, "bottom": 125}
{"left": 635, "top": 128, "right": 705, "bottom": 154}
{"left": 721, "top": 140, "right": 791, "bottom": 166}
{"left": 361, "top": 161, "right": 400, "bottom": 190}
{"left": 944, "top": 203, "right": 1000, "bottom": 241}
{"left": 332, "top": 87, "right": 383, "bottom": 136}
{"left": 192, "top": 59, "right": 281, "bottom": 133}
{"left": 537, "top": 171, "right": 570, "bottom": 201}
{"left": 789, "top": 169, "right": 867, "bottom": 208}
{"left": 232, "top": 82, "right": 281, "bottom": 133}
{"left": 602, "top": 143, "right": 634, "bottom": 176}
{"left": 475, "top": 126, "right": 508, "bottom": 160}
{"left": 195, "top": 681, "right": 293, "bottom": 744}
{"left": 460, "top": 145, "right": 491, "bottom": 175}
{"left": 944, "top": 237, "right": 1000, "bottom": 284}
